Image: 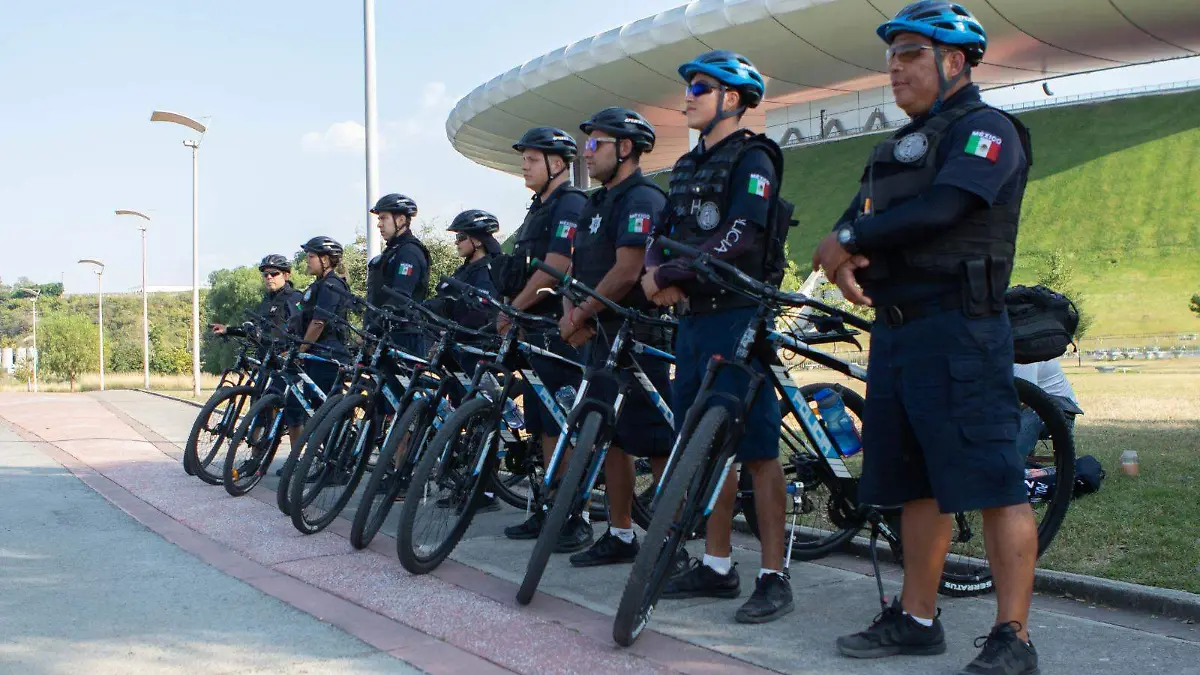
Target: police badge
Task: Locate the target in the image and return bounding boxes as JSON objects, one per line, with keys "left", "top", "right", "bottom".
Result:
{"left": 893, "top": 133, "right": 928, "bottom": 163}
{"left": 698, "top": 201, "right": 721, "bottom": 231}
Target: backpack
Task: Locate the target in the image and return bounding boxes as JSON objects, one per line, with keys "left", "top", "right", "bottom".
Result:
{"left": 743, "top": 134, "right": 799, "bottom": 287}
{"left": 1005, "top": 285, "right": 1080, "bottom": 364}
{"left": 1073, "top": 455, "right": 1106, "bottom": 498}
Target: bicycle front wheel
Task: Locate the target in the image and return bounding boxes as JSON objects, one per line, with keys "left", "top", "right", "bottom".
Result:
{"left": 289, "top": 394, "right": 376, "bottom": 535}
{"left": 185, "top": 386, "right": 254, "bottom": 485}
{"left": 222, "top": 394, "right": 284, "bottom": 496}
{"left": 350, "top": 396, "right": 433, "bottom": 550}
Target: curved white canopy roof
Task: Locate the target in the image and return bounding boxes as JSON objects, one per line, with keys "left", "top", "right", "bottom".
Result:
{"left": 447, "top": 0, "right": 1200, "bottom": 175}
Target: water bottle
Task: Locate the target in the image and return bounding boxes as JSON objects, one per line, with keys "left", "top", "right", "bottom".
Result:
{"left": 813, "top": 388, "right": 862, "bottom": 456}
{"left": 555, "top": 385, "right": 578, "bottom": 414}
{"left": 1120, "top": 450, "right": 1139, "bottom": 477}
{"left": 433, "top": 399, "right": 454, "bottom": 431}
{"left": 502, "top": 398, "right": 525, "bottom": 430}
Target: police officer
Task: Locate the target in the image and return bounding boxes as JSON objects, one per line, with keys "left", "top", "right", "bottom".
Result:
{"left": 291, "top": 236, "right": 352, "bottom": 446}
{"left": 426, "top": 209, "right": 502, "bottom": 331}
{"left": 497, "top": 127, "right": 590, "bottom": 551}
{"left": 811, "top": 4, "right": 1038, "bottom": 673}
{"left": 642, "top": 50, "right": 793, "bottom": 624}
{"left": 210, "top": 254, "right": 302, "bottom": 339}
{"left": 558, "top": 107, "right": 673, "bottom": 568}
{"left": 368, "top": 193, "right": 431, "bottom": 356}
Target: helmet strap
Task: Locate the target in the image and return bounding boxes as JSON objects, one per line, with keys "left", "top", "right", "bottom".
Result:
{"left": 930, "top": 45, "right": 970, "bottom": 114}
{"left": 699, "top": 85, "right": 746, "bottom": 144}
{"left": 538, "top": 154, "right": 568, "bottom": 198}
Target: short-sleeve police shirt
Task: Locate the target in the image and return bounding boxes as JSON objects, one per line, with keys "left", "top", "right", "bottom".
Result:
{"left": 545, "top": 187, "right": 586, "bottom": 258}
{"left": 933, "top": 104, "right": 1026, "bottom": 207}
{"left": 724, "top": 145, "right": 776, "bottom": 231}
{"left": 391, "top": 241, "right": 429, "bottom": 298}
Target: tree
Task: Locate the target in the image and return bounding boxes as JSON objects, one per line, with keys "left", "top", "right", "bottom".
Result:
{"left": 416, "top": 219, "right": 461, "bottom": 297}
{"left": 1189, "top": 291, "right": 1200, "bottom": 319}
{"left": 37, "top": 313, "right": 98, "bottom": 392}
{"left": 1037, "top": 248, "right": 1093, "bottom": 339}
{"left": 201, "top": 267, "right": 267, "bottom": 374}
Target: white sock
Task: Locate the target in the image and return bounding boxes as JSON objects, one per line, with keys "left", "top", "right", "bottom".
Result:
{"left": 610, "top": 527, "right": 635, "bottom": 544}
{"left": 484, "top": 491, "right": 494, "bottom": 499}
{"left": 758, "top": 568, "right": 781, "bottom": 579}
{"left": 702, "top": 554, "right": 732, "bottom": 575}
{"left": 904, "top": 611, "right": 934, "bottom": 627}
{"left": 581, "top": 510, "right": 591, "bottom": 524}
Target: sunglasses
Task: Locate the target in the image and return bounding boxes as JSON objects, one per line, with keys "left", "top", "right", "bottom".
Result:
{"left": 455, "top": 234, "right": 471, "bottom": 243}
{"left": 885, "top": 43, "right": 936, "bottom": 64}
{"left": 262, "top": 270, "right": 283, "bottom": 279}
{"left": 584, "top": 136, "right": 618, "bottom": 152}
{"left": 685, "top": 81, "right": 718, "bottom": 98}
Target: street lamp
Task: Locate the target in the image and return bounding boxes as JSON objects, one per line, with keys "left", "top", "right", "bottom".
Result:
{"left": 78, "top": 259, "right": 106, "bottom": 391}
{"left": 150, "top": 110, "right": 207, "bottom": 397}
{"left": 364, "top": 0, "right": 381, "bottom": 258}
{"left": 116, "top": 209, "right": 151, "bottom": 388}
{"left": 14, "top": 287, "right": 39, "bottom": 392}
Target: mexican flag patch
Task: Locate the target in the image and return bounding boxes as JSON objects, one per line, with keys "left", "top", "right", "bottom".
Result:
{"left": 628, "top": 213, "right": 651, "bottom": 234}
{"left": 398, "top": 262, "right": 414, "bottom": 277}
{"left": 965, "top": 131, "right": 1002, "bottom": 162}
{"left": 555, "top": 220, "right": 576, "bottom": 239}
{"left": 748, "top": 173, "right": 770, "bottom": 198}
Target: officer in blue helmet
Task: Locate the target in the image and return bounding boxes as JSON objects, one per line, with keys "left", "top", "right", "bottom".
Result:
{"left": 811, "top": 3, "right": 1038, "bottom": 673}
{"left": 642, "top": 50, "right": 794, "bottom": 624}
{"left": 368, "top": 193, "right": 431, "bottom": 356}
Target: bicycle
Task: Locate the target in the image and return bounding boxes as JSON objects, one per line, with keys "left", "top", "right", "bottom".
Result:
{"left": 394, "top": 275, "right": 584, "bottom": 575}
{"left": 516, "top": 259, "right": 675, "bottom": 605}
{"left": 611, "top": 237, "right": 1075, "bottom": 645}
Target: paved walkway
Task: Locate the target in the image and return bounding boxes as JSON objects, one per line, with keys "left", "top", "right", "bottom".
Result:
{"left": 1, "top": 390, "right": 1198, "bottom": 674}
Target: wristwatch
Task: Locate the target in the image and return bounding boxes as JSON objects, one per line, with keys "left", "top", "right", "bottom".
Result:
{"left": 836, "top": 225, "right": 860, "bottom": 255}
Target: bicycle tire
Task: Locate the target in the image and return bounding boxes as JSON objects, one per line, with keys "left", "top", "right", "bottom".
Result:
{"left": 936, "top": 377, "right": 1076, "bottom": 597}
{"left": 396, "top": 396, "right": 496, "bottom": 575}
{"left": 491, "top": 435, "right": 539, "bottom": 510}
{"left": 350, "top": 396, "right": 432, "bottom": 550}
{"left": 614, "top": 406, "right": 729, "bottom": 647}
{"left": 741, "top": 382, "right": 866, "bottom": 561}
{"left": 518, "top": 411, "right": 604, "bottom": 605}
{"left": 221, "top": 394, "right": 284, "bottom": 496}
{"left": 289, "top": 394, "right": 376, "bottom": 535}
{"left": 276, "top": 392, "right": 343, "bottom": 516}
{"left": 184, "top": 386, "right": 253, "bottom": 485}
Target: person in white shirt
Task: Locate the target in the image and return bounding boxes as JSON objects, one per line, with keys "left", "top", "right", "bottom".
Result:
{"left": 1013, "top": 359, "right": 1082, "bottom": 456}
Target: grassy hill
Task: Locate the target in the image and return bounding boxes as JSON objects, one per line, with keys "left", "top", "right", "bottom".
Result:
{"left": 779, "top": 89, "right": 1200, "bottom": 338}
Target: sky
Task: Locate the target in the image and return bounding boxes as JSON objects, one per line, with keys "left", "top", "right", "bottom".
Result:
{"left": 1, "top": 1, "right": 1197, "bottom": 295}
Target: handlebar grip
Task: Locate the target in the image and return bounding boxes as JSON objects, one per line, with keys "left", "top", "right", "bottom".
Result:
{"left": 655, "top": 236, "right": 704, "bottom": 260}
{"left": 530, "top": 258, "right": 567, "bottom": 282}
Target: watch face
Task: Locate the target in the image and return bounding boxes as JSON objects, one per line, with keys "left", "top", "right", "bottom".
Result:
{"left": 838, "top": 229, "right": 852, "bottom": 244}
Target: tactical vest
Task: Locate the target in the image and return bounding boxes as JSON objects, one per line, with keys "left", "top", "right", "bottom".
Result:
{"left": 497, "top": 185, "right": 586, "bottom": 302}
{"left": 299, "top": 273, "right": 351, "bottom": 350}
{"left": 367, "top": 234, "right": 431, "bottom": 306}
{"left": 264, "top": 282, "right": 302, "bottom": 335}
{"left": 664, "top": 130, "right": 776, "bottom": 311}
{"left": 861, "top": 101, "right": 1031, "bottom": 298}
{"left": 572, "top": 172, "right": 665, "bottom": 312}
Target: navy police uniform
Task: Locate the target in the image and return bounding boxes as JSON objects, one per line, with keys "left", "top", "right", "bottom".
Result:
{"left": 367, "top": 230, "right": 431, "bottom": 357}
{"left": 844, "top": 84, "right": 1032, "bottom": 513}
{"left": 286, "top": 273, "right": 351, "bottom": 426}
{"left": 572, "top": 169, "right": 673, "bottom": 457}
{"left": 506, "top": 183, "right": 587, "bottom": 439}
{"left": 656, "top": 130, "right": 783, "bottom": 462}
{"left": 426, "top": 254, "right": 498, "bottom": 377}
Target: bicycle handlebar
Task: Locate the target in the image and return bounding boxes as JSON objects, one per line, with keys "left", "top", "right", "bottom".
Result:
{"left": 530, "top": 258, "right": 675, "bottom": 330}
{"left": 380, "top": 284, "right": 494, "bottom": 340}
{"left": 440, "top": 275, "right": 557, "bottom": 330}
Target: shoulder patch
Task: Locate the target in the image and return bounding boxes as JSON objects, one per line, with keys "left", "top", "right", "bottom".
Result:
{"left": 965, "top": 130, "right": 1002, "bottom": 162}
{"left": 397, "top": 262, "right": 414, "bottom": 277}
{"left": 748, "top": 173, "right": 771, "bottom": 198}
{"left": 627, "top": 213, "right": 652, "bottom": 234}
{"left": 555, "top": 220, "right": 577, "bottom": 239}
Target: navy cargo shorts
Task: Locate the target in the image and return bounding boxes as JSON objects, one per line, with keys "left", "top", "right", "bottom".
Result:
{"left": 858, "top": 308, "right": 1026, "bottom": 513}
{"left": 672, "top": 306, "right": 781, "bottom": 463}
{"left": 580, "top": 327, "right": 674, "bottom": 458}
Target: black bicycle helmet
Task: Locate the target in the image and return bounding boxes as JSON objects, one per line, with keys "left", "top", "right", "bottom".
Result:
{"left": 580, "top": 107, "right": 656, "bottom": 153}
{"left": 448, "top": 209, "right": 500, "bottom": 235}
{"left": 370, "top": 193, "right": 418, "bottom": 217}
{"left": 512, "top": 127, "right": 578, "bottom": 162}
{"left": 257, "top": 254, "right": 292, "bottom": 273}
{"left": 301, "top": 236, "right": 343, "bottom": 258}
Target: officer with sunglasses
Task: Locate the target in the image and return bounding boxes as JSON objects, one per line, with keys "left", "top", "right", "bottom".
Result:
{"left": 642, "top": 50, "right": 793, "bottom": 625}
{"left": 558, "top": 107, "right": 674, "bottom": 569}
{"left": 209, "top": 254, "right": 302, "bottom": 339}
{"left": 811, "top": 3, "right": 1038, "bottom": 673}
{"left": 427, "top": 209, "right": 502, "bottom": 331}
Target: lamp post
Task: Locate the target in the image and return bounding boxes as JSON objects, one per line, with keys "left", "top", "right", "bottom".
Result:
{"left": 116, "top": 209, "right": 151, "bottom": 388}
{"left": 15, "top": 287, "right": 39, "bottom": 392}
{"left": 364, "top": 0, "right": 381, "bottom": 258}
{"left": 150, "top": 110, "right": 207, "bottom": 397}
{"left": 78, "top": 259, "right": 106, "bottom": 391}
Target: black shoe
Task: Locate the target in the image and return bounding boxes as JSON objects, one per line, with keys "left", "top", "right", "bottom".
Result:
{"left": 662, "top": 558, "right": 740, "bottom": 600}
{"left": 554, "top": 515, "right": 594, "bottom": 553}
{"left": 275, "top": 467, "right": 284, "bottom": 477}
{"left": 957, "top": 622, "right": 1039, "bottom": 675}
{"left": 836, "top": 598, "right": 947, "bottom": 659}
{"left": 505, "top": 510, "right": 546, "bottom": 540}
{"left": 570, "top": 530, "right": 638, "bottom": 567}
{"left": 735, "top": 571, "right": 795, "bottom": 624}
{"left": 475, "top": 494, "right": 501, "bottom": 513}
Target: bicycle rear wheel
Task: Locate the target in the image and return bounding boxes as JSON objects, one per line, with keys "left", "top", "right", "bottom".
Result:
{"left": 614, "top": 406, "right": 729, "bottom": 647}
{"left": 275, "top": 392, "right": 343, "bottom": 516}
{"left": 936, "top": 377, "right": 1075, "bottom": 597}
{"left": 185, "top": 386, "right": 254, "bottom": 485}
{"left": 289, "top": 395, "right": 376, "bottom": 535}
{"left": 222, "top": 394, "right": 284, "bottom": 496}
{"left": 350, "top": 396, "right": 432, "bottom": 549}
{"left": 518, "top": 411, "right": 603, "bottom": 605}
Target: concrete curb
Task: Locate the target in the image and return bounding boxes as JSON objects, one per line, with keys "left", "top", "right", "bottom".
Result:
{"left": 133, "top": 388, "right": 205, "bottom": 409}
{"left": 733, "top": 519, "right": 1200, "bottom": 623}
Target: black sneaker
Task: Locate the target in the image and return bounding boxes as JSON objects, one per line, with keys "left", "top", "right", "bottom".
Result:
{"left": 957, "top": 622, "right": 1039, "bottom": 675}
{"left": 735, "top": 571, "right": 795, "bottom": 624}
{"left": 662, "top": 558, "right": 740, "bottom": 600}
{"left": 475, "top": 494, "right": 501, "bottom": 513}
{"left": 275, "top": 467, "right": 285, "bottom": 477}
{"left": 554, "top": 515, "right": 594, "bottom": 553}
{"left": 836, "top": 597, "right": 946, "bottom": 659}
{"left": 505, "top": 510, "right": 546, "bottom": 540}
{"left": 570, "top": 530, "right": 638, "bottom": 567}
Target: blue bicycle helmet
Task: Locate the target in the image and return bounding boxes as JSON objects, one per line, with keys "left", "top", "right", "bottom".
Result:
{"left": 677, "top": 50, "right": 765, "bottom": 108}
{"left": 877, "top": 1, "right": 987, "bottom": 65}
